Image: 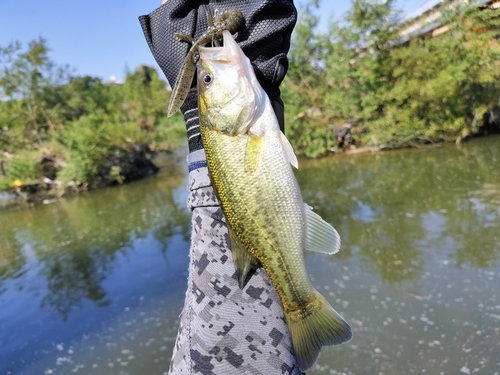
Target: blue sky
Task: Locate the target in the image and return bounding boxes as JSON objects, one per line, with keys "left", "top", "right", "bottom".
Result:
{"left": 0, "top": 0, "right": 427, "bottom": 84}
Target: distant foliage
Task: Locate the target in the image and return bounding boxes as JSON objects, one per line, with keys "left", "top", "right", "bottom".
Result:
{"left": 2, "top": 2, "right": 499, "bottom": 191}
{"left": 282, "top": 1, "right": 334, "bottom": 157}
{"left": 283, "top": 0, "right": 500, "bottom": 155}
{"left": 0, "top": 38, "right": 184, "bottom": 192}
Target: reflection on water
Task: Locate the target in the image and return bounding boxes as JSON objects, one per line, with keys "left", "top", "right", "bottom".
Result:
{"left": 296, "top": 136, "right": 500, "bottom": 374}
{"left": 1, "top": 137, "right": 499, "bottom": 374}
{"left": 297, "top": 137, "right": 500, "bottom": 282}
{"left": 0, "top": 153, "right": 191, "bottom": 374}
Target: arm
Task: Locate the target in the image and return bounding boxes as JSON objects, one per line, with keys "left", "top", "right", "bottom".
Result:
{"left": 139, "top": 2, "right": 301, "bottom": 373}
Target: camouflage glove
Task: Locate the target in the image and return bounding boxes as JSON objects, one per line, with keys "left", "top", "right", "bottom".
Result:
{"left": 140, "top": 1, "right": 301, "bottom": 374}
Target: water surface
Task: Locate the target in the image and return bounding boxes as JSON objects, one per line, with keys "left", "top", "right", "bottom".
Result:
{"left": 1, "top": 137, "right": 499, "bottom": 374}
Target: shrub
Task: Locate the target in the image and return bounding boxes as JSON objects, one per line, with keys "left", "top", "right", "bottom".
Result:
{"left": 4, "top": 150, "right": 42, "bottom": 183}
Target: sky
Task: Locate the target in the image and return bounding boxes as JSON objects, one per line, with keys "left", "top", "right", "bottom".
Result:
{"left": 0, "top": 0, "right": 428, "bottom": 85}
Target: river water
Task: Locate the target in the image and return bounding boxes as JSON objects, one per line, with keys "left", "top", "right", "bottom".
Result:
{"left": 1, "top": 136, "right": 499, "bottom": 375}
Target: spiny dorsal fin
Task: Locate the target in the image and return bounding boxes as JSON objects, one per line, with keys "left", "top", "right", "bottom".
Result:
{"left": 305, "top": 204, "right": 341, "bottom": 254}
{"left": 228, "top": 226, "right": 260, "bottom": 289}
{"left": 280, "top": 131, "right": 299, "bottom": 169}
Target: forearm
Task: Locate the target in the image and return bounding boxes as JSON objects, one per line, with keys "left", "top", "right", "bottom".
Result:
{"left": 140, "top": 2, "right": 300, "bottom": 373}
{"left": 169, "top": 152, "right": 303, "bottom": 374}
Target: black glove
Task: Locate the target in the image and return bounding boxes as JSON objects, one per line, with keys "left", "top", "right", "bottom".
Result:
{"left": 139, "top": 0, "right": 296, "bottom": 151}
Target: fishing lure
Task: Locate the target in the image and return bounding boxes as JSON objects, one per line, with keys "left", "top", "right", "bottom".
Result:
{"left": 167, "top": 8, "right": 244, "bottom": 117}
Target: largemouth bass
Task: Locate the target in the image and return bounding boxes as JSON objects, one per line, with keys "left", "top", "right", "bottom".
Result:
{"left": 197, "top": 30, "right": 352, "bottom": 372}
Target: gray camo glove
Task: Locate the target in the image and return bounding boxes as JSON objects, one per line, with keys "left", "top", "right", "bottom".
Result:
{"left": 140, "top": 1, "right": 301, "bottom": 374}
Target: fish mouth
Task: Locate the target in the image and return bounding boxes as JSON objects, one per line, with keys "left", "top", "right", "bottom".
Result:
{"left": 198, "top": 30, "right": 239, "bottom": 63}
{"left": 197, "top": 30, "right": 243, "bottom": 108}
{"left": 197, "top": 30, "right": 266, "bottom": 136}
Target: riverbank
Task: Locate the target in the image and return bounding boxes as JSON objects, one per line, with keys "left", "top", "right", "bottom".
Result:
{"left": 0, "top": 148, "right": 175, "bottom": 209}
{"left": 2, "top": 131, "right": 498, "bottom": 209}
{"left": 0, "top": 41, "right": 185, "bottom": 207}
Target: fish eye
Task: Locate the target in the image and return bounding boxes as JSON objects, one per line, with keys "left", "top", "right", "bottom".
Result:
{"left": 203, "top": 74, "right": 212, "bottom": 84}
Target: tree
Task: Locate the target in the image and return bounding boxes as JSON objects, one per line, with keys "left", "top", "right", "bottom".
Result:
{"left": 283, "top": 0, "right": 500, "bottom": 151}
{"left": 0, "top": 38, "right": 185, "bottom": 194}
{"left": 282, "top": 1, "right": 335, "bottom": 157}
{"left": 121, "top": 65, "right": 170, "bottom": 132}
{"left": 0, "top": 37, "right": 71, "bottom": 148}
{"left": 370, "top": 1, "right": 500, "bottom": 146}
{"left": 282, "top": 0, "right": 402, "bottom": 155}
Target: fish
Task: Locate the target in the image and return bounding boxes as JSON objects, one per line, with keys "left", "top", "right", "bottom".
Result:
{"left": 197, "top": 30, "right": 352, "bottom": 372}
{"left": 167, "top": 8, "right": 244, "bottom": 117}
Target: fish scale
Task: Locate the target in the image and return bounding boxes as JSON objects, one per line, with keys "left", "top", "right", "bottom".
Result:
{"left": 201, "top": 120, "right": 312, "bottom": 309}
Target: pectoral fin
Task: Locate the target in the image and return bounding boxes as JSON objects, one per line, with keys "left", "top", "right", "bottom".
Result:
{"left": 228, "top": 226, "right": 260, "bottom": 288}
{"left": 305, "top": 204, "right": 341, "bottom": 254}
{"left": 280, "top": 132, "right": 299, "bottom": 169}
{"left": 244, "top": 136, "right": 262, "bottom": 174}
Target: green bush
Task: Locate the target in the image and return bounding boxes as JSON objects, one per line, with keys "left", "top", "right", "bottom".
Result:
{"left": 0, "top": 37, "right": 186, "bottom": 194}
{"left": 284, "top": 0, "right": 500, "bottom": 150}
{"left": 5, "top": 151, "right": 42, "bottom": 183}
{"left": 58, "top": 114, "right": 124, "bottom": 187}
{"left": 0, "top": 176, "right": 11, "bottom": 190}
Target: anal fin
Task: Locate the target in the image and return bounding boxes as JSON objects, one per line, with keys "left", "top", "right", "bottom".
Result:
{"left": 228, "top": 226, "right": 260, "bottom": 288}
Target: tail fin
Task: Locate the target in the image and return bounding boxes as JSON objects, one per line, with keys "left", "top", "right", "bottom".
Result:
{"left": 285, "top": 290, "right": 352, "bottom": 372}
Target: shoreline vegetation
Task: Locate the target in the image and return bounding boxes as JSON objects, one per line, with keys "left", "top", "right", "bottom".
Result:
{"left": 282, "top": 0, "right": 500, "bottom": 157}
{"left": 0, "top": 39, "right": 186, "bottom": 206}
{"left": 1, "top": 0, "right": 499, "bottom": 206}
